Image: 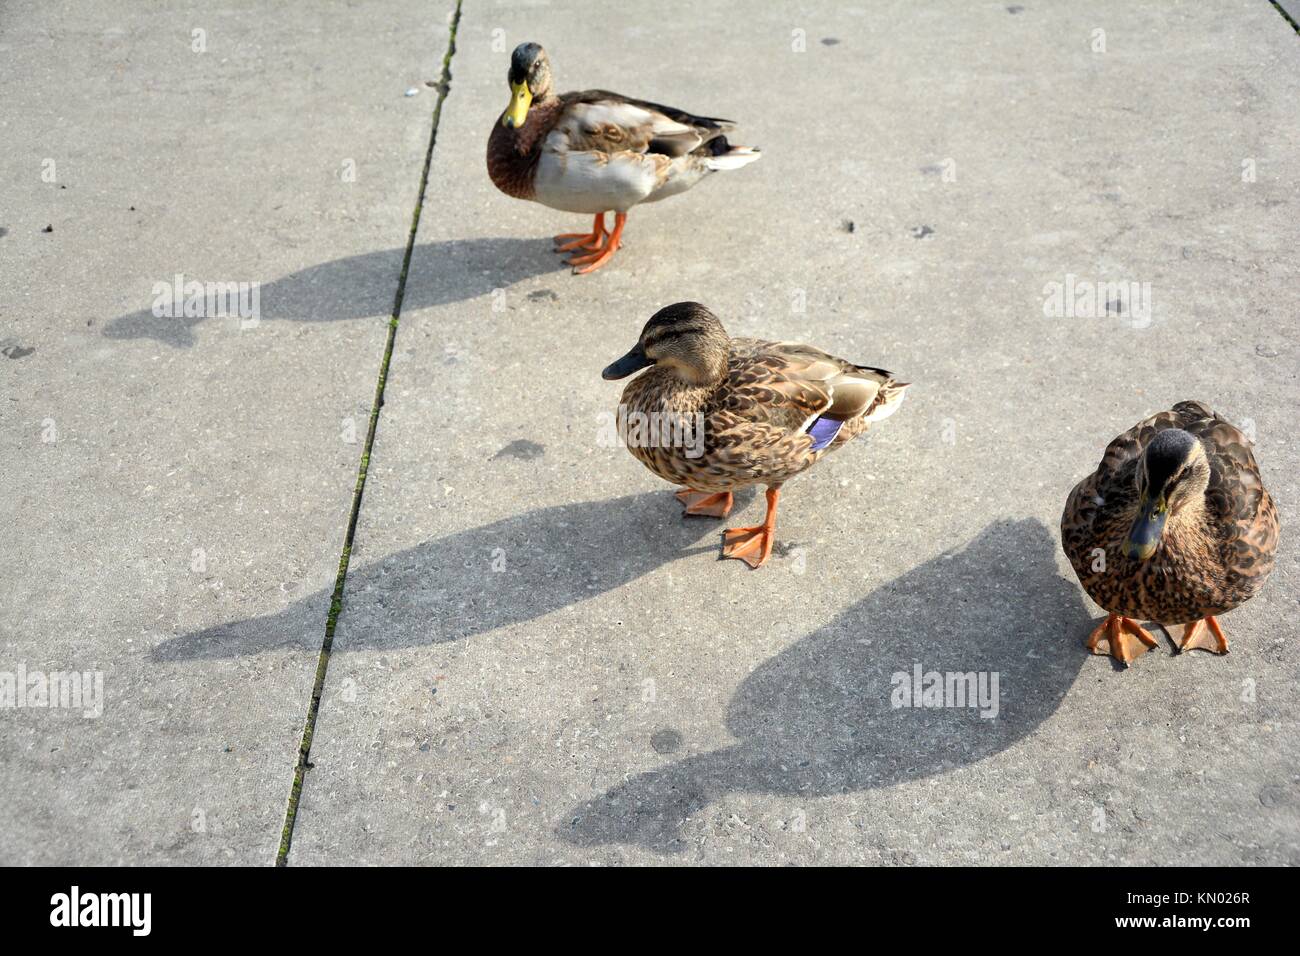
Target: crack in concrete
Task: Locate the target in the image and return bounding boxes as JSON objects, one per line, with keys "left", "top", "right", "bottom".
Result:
{"left": 1270, "top": 1, "right": 1300, "bottom": 35}
{"left": 275, "top": 0, "right": 463, "bottom": 867}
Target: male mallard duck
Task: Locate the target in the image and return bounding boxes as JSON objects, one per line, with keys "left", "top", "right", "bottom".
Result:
{"left": 1061, "top": 401, "right": 1279, "bottom": 666}
{"left": 602, "top": 302, "right": 909, "bottom": 568}
{"left": 486, "top": 42, "right": 760, "bottom": 275}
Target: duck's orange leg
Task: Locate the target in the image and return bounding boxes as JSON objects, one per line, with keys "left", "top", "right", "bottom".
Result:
{"left": 554, "top": 213, "right": 607, "bottom": 253}
{"left": 722, "top": 487, "right": 780, "bottom": 569}
{"left": 569, "top": 212, "right": 627, "bottom": 274}
{"left": 675, "top": 488, "right": 734, "bottom": 518}
{"left": 1086, "top": 612, "right": 1158, "bottom": 666}
{"left": 1174, "top": 616, "right": 1230, "bottom": 655}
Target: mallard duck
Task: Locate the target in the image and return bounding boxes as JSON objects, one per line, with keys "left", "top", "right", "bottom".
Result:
{"left": 602, "top": 302, "right": 909, "bottom": 568}
{"left": 1061, "top": 401, "right": 1279, "bottom": 666}
{"left": 486, "top": 42, "right": 760, "bottom": 275}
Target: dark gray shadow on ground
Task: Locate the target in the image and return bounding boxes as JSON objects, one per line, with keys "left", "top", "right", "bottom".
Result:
{"left": 104, "top": 238, "right": 562, "bottom": 347}
{"left": 557, "top": 517, "right": 1090, "bottom": 854}
{"left": 152, "top": 489, "right": 756, "bottom": 662}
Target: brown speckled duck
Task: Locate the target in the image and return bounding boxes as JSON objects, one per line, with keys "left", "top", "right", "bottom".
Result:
{"left": 486, "top": 42, "right": 760, "bottom": 275}
{"left": 602, "top": 302, "right": 909, "bottom": 568}
{"left": 1061, "top": 401, "right": 1279, "bottom": 666}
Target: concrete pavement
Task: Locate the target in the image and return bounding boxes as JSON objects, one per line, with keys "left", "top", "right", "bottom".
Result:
{"left": 286, "top": 1, "right": 1299, "bottom": 864}
{"left": 4, "top": 1, "right": 1298, "bottom": 865}
{"left": 0, "top": 0, "right": 455, "bottom": 863}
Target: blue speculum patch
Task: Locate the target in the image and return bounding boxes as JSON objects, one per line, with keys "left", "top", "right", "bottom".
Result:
{"left": 807, "top": 416, "right": 844, "bottom": 451}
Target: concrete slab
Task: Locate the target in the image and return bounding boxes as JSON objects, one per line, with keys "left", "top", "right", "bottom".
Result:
{"left": 0, "top": 0, "right": 453, "bottom": 863}
{"left": 278, "top": 0, "right": 1300, "bottom": 864}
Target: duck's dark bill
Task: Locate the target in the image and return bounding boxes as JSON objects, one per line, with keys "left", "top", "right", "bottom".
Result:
{"left": 1125, "top": 504, "right": 1167, "bottom": 560}
{"left": 602, "top": 346, "right": 652, "bottom": 380}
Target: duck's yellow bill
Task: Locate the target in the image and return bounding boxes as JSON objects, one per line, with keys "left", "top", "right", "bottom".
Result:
{"left": 503, "top": 81, "right": 532, "bottom": 128}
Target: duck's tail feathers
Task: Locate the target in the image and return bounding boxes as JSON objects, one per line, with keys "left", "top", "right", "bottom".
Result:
{"left": 853, "top": 367, "right": 910, "bottom": 424}
{"left": 703, "top": 136, "right": 762, "bottom": 171}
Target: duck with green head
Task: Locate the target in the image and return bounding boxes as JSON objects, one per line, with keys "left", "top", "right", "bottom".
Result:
{"left": 1061, "top": 402, "right": 1279, "bottom": 666}
{"left": 486, "top": 42, "right": 760, "bottom": 275}
{"left": 603, "top": 302, "right": 909, "bottom": 568}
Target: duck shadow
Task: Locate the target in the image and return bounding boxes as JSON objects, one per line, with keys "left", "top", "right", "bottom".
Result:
{"left": 558, "top": 517, "right": 1090, "bottom": 854}
{"left": 104, "top": 237, "right": 562, "bottom": 347}
{"left": 151, "top": 489, "right": 755, "bottom": 662}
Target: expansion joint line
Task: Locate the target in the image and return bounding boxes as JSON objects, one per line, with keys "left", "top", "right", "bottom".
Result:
{"left": 275, "top": 0, "right": 463, "bottom": 867}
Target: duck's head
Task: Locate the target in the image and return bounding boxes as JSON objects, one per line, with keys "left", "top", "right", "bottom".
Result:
{"left": 602, "top": 302, "right": 730, "bottom": 386}
{"left": 1125, "top": 427, "right": 1210, "bottom": 560}
{"left": 501, "top": 42, "right": 553, "bottom": 129}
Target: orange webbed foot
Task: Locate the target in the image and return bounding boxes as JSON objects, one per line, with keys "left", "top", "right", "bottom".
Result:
{"left": 675, "top": 488, "right": 734, "bottom": 518}
{"left": 719, "top": 487, "right": 781, "bottom": 570}
{"left": 554, "top": 231, "right": 606, "bottom": 252}
{"left": 554, "top": 213, "right": 607, "bottom": 253}
{"left": 1086, "top": 613, "right": 1158, "bottom": 667}
{"left": 1174, "top": 616, "right": 1230, "bottom": 655}
{"left": 721, "top": 524, "right": 775, "bottom": 569}
{"left": 570, "top": 212, "right": 626, "bottom": 274}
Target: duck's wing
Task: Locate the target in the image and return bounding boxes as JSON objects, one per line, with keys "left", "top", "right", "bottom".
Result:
{"left": 1084, "top": 401, "right": 1210, "bottom": 495}
{"left": 1177, "top": 403, "right": 1278, "bottom": 582}
{"left": 725, "top": 339, "right": 908, "bottom": 441}
{"left": 555, "top": 90, "right": 733, "bottom": 157}
{"left": 1176, "top": 403, "right": 1263, "bottom": 520}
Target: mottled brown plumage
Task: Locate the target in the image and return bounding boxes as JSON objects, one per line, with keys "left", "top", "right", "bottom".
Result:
{"left": 603, "top": 303, "right": 908, "bottom": 568}
{"left": 617, "top": 339, "right": 898, "bottom": 491}
{"left": 1061, "top": 401, "right": 1279, "bottom": 663}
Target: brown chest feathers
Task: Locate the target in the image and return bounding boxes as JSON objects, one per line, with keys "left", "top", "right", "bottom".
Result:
{"left": 618, "top": 372, "right": 719, "bottom": 490}
{"left": 486, "top": 98, "right": 562, "bottom": 201}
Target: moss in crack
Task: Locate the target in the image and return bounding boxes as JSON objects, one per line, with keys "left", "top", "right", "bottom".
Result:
{"left": 275, "top": 0, "right": 463, "bottom": 867}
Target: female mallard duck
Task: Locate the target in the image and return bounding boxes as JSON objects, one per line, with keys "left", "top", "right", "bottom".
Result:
{"left": 602, "top": 302, "right": 909, "bottom": 568}
{"left": 1061, "top": 401, "right": 1279, "bottom": 666}
{"left": 486, "top": 42, "right": 760, "bottom": 275}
